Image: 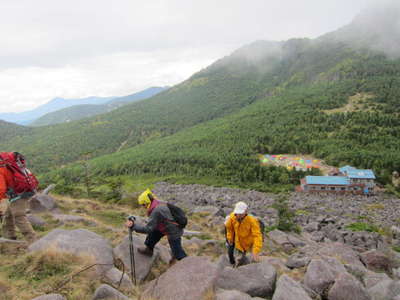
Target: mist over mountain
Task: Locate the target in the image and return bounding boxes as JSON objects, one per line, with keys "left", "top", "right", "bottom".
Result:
{"left": 320, "top": 1, "right": 400, "bottom": 58}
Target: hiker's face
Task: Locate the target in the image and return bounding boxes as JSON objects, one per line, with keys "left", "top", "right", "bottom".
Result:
{"left": 235, "top": 213, "right": 246, "bottom": 221}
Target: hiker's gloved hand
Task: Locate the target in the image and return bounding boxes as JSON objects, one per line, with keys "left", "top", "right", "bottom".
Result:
{"left": 126, "top": 216, "right": 136, "bottom": 228}
{"left": 125, "top": 220, "right": 134, "bottom": 228}
{"left": 0, "top": 198, "right": 8, "bottom": 216}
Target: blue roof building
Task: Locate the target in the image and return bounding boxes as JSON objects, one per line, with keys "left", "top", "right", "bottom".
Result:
{"left": 305, "top": 176, "right": 350, "bottom": 185}
{"left": 299, "top": 165, "right": 376, "bottom": 195}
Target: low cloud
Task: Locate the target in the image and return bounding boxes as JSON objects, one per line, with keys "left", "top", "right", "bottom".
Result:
{"left": 0, "top": 0, "right": 376, "bottom": 113}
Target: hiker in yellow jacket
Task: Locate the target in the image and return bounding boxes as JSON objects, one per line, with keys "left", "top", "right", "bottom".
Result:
{"left": 225, "top": 201, "right": 262, "bottom": 266}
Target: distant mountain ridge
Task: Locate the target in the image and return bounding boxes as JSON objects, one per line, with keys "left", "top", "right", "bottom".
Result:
{"left": 31, "top": 86, "right": 169, "bottom": 126}
{"left": 0, "top": 96, "right": 116, "bottom": 125}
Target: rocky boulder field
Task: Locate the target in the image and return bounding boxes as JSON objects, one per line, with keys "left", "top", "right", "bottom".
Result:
{"left": 1, "top": 182, "right": 400, "bottom": 300}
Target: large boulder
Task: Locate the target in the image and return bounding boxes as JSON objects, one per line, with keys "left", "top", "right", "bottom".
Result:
{"left": 215, "top": 289, "right": 252, "bottom": 300}
{"left": 92, "top": 284, "right": 130, "bottom": 300}
{"left": 272, "top": 275, "right": 312, "bottom": 300}
{"left": 286, "top": 253, "right": 311, "bottom": 269}
{"left": 304, "top": 259, "right": 336, "bottom": 296}
{"left": 141, "top": 256, "right": 218, "bottom": 300}
{"left": 27, "top": 214, "right": 47, "bottom": 227}
{"left": 29, "top": 194, "right": 57, "bottom": 213}
{"left": 363, "top": 271, "right": 391, "bottom": 289}
{"left": 103, "top": 268, "right": 133, "bottom": 291}
{"left": 113, "top": 235, "right": 159, "bottom": 284}
{"left": 322, "top": 256, "right": 347, "bottom": 277}
{"left": 268, "top": 230, "right": 306, "bottom": 252}
{"left": 360, "top": 250, "right": 391, "bottom": 272}
{"left": 368, "top": 279, "right": 400, "bottom": 300}
{"left": 216, "top": 261, "right": 277, "bottom": 298}
{"left": 316, "top": 243, "right": 365, "bottom": 269}
{"left": 31, "top": 295, "right": 66, "bottom": 300}
{"left": 327, "top": 272, "right": 371, "bottom": 300}
{"left": 28, "top": 229, "right": 113, "bottom": 275}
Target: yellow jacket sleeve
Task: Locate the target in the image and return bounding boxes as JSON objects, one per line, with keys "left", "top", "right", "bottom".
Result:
{"left": 225, "top": 215, "right": 234, "bottom": 244}
{"left": 251, "top": 217, "right": 263, "bottom": 254}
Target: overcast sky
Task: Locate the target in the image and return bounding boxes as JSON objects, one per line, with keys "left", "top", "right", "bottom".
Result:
{"left": 0, "top": 0, "right": 376, "bottom": 113}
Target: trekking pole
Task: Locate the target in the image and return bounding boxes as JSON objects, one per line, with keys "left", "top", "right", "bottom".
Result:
{"left": 128, "top": 224, "right": 137, "bottom": 286}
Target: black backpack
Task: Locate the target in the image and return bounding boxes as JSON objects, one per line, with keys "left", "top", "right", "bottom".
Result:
{"left": 258, "top": 218, "right": 266, "bottom": 242}
{"left": 167, "top": 203, "right": 188, "bottom": 229}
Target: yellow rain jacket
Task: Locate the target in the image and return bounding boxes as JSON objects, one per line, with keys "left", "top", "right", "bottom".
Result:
{"left": 225, "top": 213, "right": 263, "bottom": 254}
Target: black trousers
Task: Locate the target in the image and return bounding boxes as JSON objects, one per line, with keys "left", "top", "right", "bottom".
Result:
{"left": 144, "top": 230, "right": 187, "bottom": 260}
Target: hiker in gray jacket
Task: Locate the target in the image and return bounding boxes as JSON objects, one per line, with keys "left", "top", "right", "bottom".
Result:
{"left": 126, "top": 189, "right": 187, "bottom": 264}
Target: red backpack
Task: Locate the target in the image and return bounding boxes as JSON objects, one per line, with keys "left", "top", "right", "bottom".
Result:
{"left": 0, "top": 152, "right": 39, "bottom": 197}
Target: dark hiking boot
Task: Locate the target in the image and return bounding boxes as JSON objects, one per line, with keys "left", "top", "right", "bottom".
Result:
{"left": 138, "top": 246, "right": 153, "bottom": 256}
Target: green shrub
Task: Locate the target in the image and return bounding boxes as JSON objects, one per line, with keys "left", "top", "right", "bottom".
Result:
{"left": 272, "top": 196, "right": 300, "bottom": 233}
{"left": 345, "top": 222, "right": 381, "bottom": 233}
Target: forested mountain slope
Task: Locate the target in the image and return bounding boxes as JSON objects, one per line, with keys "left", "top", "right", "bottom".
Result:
{"left": 0, "top": 120, "right": 32, "bottom": 144}
{"left": 46, "top": 53, "right": 400, "bottom": 191}
{"left": 0, "top": 41, "right": 285, "bottom": 172}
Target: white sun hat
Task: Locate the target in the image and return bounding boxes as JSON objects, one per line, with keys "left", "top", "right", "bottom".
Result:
{"left": 233, "top": 201, "right": 248, "bottom": 214}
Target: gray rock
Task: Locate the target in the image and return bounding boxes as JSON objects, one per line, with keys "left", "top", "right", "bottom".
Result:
{"left": 92, "top": 284, "right": 130, "bottom": 300}
{"left": 31, "top": 295, "right": 66, "bottom": 300}
{"left": 155, "top": 243, "right": 172, "bottom": 264}
{"left": 183, "top": 230, "right": 204, "bottom": 237}
{"left": 392, "top": 226, "right": 400, "bottom": 239}
{"left": 322, "top": 256, "right": 347, "bottom": 277}
{"left": 316, "top": 243, "right": 365, "bottom": 268}
{"left": 217, "top": 254, "right": 233, "bottom": 270}
{"left": 27, "top": 214, "right": 47, "bottom": 227}
{"left": 305, "top": 222, "right": 319, "bottom": 233}
{"left": 103, "top": 268, "right": 133, "bottom": 291}
{"left": 363, "top": 271, "right": 391, "bottom": 289}
{"left": 360, "top": 250, "right": 391, "bottom": 272}
{"left": 215, "top": 290, "right": 253, "bottom": 300}
{"left": 345, "top": 263, "right": 368, "bottom": 281}
{"left": 272, "top": 274, "right": 312, "bottom": 300}
{"left": 286, "top": 253, "right": 310, "bottom": 269}
{"left": 368, "top": 279, "right": 400, "bottom": 300}
{"left": 304, "top": 259, "right": 335, "bottom": 295}
{"left": 142, "top": 256, "right": 219, "bottom": 300}
{"left": 29, "top": 194, "right": 57, "bottom": 212}
{"left": 216, "top": 261, "right": 277, "bottom": 298}
{"left": 263, "top": 257, "right": 290, "bottom": 273}
{"left": 328, "top": 272, "right": 371, "bottom": 300}
{"left": 28, "top": 229, "right": 113, "bottom": 275}
{"left": 51, "top": 214, "right": 96, "bottom": 226}
{"left": 113, "top": 235, "right": 159, "bottom": 284}
{"left": 192, "top": 205, "right": 223, "bottom": 216}
{"left": 310, "top": 231, "right": 325, "bottom": 242}
{"left": 268, "top": 230, "right": 300, "bottom": 252}
{"left": 394, "top": 267, "right": 400, "bottom": 279}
